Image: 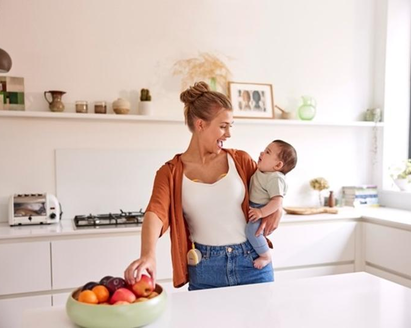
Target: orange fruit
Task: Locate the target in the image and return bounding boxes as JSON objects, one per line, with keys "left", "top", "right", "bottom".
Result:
{"left": 78, "top": 290, "right": 98, "bottom": 304}
{"left": 92, "top": 285, "right": 110, "bottom": 303}
{"left": 147, "top": 291, "right": 159, "bottom": 299}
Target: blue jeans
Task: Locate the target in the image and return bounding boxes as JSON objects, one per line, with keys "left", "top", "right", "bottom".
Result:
{"left": 188, "top": 240, "right": 274, "bottom": 291}
{"left": 246, "top": 201, "right": 269, "bottom": 255}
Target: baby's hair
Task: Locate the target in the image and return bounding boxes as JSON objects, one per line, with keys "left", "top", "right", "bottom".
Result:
{"left": 272, "top": 140, "right": 297, "bottom": 174}
{"left": 180, "top": 81, "right": 232, "bottom": 132}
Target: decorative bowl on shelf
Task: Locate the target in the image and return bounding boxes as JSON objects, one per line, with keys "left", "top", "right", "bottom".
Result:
{"left": 66, "top": 284, "right": 167, "bottom": 328}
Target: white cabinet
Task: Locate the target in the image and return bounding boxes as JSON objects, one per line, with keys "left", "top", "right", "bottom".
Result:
{"left": 0, "top": 294, "right": 51, "bottom": 328}
{"left": 365, "top": 223, "right": 411, "bottom": 277}
{"left": 52, "top": 292, "right": 71, "bottom": 306}
{"left": 51, "top": 235, "right": 141, "bottom": 289}
{"left": 271, "top": 221, "right": 357, "bottom": 269}
{"left": 0, "top": 241, "right": 51, "bottom": 295}
{"left": 51, "top": 232, "right": 172, "bottom": 290}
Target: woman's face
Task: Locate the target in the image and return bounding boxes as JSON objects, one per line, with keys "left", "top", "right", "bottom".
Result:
{"left": 258, "top": 142, "right": 282, "bottom": 172}
{"left": 200, "top": 109, "right": 233, "bottom": 154}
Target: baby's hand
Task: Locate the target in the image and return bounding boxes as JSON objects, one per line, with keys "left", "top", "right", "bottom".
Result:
{"left": 248, "top": 207, "right": 263, "bottom": 222}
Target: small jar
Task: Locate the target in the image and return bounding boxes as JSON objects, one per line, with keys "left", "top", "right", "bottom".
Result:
{"left": 94, "top": 101, "right": 107, "bottom": 114}
{"left": 75, "top": 101, "right": 88, "bottom": 113}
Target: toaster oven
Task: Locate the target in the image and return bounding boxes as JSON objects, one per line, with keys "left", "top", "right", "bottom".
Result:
{"left": 9, "top": 193, "right": 62, "bottom": 226}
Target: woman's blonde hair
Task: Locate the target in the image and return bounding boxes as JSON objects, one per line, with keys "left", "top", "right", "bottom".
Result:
{"left": 180, "top": 81, "right": 232, "bottom": 132}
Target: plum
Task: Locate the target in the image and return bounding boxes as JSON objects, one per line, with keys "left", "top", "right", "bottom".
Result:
{"left": 106, "top": 277, "right": 127, "bottom": 294}
{"left": 99, "top": 275, "right": 113, "bottom": 287}
{"left": 81, "top": 281, "right": 98, "bottom": 291}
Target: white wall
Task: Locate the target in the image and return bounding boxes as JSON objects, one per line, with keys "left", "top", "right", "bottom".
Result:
{"left": 0, "top": 0, "right": 380, "bottom": 221}
{"left": 1, "top": 0, "right": 376, "bottom": 120}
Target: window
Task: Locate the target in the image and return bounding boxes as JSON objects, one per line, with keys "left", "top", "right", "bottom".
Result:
{"left": 409, "top": 74, "right": 411, "bottom": 158}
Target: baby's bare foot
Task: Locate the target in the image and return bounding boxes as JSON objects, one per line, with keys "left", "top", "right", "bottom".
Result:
{"left": 253, "top": 252, "right": 272, "bottom": 269}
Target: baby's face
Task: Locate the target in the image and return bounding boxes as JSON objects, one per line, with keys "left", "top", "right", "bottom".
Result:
{"left": 257, "top": 142, "right": 282, "bottom": 173}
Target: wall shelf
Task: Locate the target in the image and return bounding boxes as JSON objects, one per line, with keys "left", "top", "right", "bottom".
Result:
{"left": 0, "top": 110, "right": 384, "bottom": 128}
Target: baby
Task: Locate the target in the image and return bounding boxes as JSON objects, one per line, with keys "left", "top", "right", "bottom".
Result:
{"left": 246, "top": 139, "right": 297, "bottom": 269}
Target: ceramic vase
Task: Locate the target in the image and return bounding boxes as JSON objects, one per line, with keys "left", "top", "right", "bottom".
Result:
{"left": 298, "top": 96, "right": 316, "bottom": 120}
{"left": 112, "top": 98, "right": 130, "bottom": 114}
{"left": 44, "top": 90, "right": 66, "bottom": 112}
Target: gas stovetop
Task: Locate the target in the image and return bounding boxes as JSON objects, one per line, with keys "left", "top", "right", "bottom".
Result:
{"left": 73, "top": 209, "right": 144, "bottom": 229}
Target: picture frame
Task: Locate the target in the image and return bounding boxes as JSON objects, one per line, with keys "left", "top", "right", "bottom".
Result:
{"left": 228, "top": 82, "right": 274, "bottom": 119}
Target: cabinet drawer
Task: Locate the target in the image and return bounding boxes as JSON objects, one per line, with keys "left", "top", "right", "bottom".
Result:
{"left": 271, "top": 221, "right": 356, "bottom": 268}
{"left": 0, "top": 241, "right": 51, "bottom": 295}
{"left": 52, "top": 235, "right": 141, "bottom": 289}
{"left": 0, "top": 294, "right": 51, "bottom": 328}
{"left": 51, "top": 233, "right": 172, "bottom": 290}
{"left": 365, "top": 223, "right": 411, "bottom": 276}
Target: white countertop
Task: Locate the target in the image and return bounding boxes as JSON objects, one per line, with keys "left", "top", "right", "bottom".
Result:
{"left": 22, "top": 272, "right": 411, "bottom": 328}
{"left": 1, "top": 207, "right": 410, "bottom": 241}
{"left": 0, "top": 219, "right": 142, "bottom": 240}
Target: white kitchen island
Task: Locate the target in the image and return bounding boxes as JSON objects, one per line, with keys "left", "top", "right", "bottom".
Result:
{"left": 22, "top": 272, "right": 411, "bottom": 328}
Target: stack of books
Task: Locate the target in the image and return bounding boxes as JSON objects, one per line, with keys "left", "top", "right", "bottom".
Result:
{"left": 342, "top": 185, "right": 379, "bottom": 207}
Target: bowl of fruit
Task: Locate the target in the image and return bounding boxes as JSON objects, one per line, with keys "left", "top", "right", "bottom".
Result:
{"left": 66, "top": 274, "right": 167, "bottom": 328}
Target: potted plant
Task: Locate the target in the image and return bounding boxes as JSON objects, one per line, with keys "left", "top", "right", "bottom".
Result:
{"left": 138, "top": 88, "right": 152, "bottom": 115}
{"left": 389, "top": 159, "right": 411, "bottom": 191}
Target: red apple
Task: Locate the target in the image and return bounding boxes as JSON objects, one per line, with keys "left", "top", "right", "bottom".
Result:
{"left": 114, "top": 301, "right": 130, "bottom": 305}
{"left": 131, "top": 274, "right": 154, "bottom": 297}
{"left": 109, "top": 288, "right": 136, "bottom": 304}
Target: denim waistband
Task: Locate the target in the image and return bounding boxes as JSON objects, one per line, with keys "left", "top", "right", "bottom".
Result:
{"left": 194, "top": 240, "right": 253, "bottom": 257}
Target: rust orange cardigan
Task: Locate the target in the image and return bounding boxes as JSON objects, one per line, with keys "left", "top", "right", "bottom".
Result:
{"left": 146, "top": 149, "right": 270, "bottom": 288}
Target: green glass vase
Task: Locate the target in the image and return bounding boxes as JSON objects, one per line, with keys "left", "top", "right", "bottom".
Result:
{"left": 209, "top": 77, "right": 217, "bottom": 91}
{"left": 298, "top": 96, "right": 316, "bottom": 120}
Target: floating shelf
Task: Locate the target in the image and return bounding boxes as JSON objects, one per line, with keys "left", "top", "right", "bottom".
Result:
{"left": 0, "top": 110, "right": 384, "bottom": 128}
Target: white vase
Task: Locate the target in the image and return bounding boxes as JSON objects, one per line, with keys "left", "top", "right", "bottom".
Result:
{"left": 393, "top": 178, "right": 411, "bottom": 191}
{"left": 138, "top": 101, "right": 152, "bottom": 115}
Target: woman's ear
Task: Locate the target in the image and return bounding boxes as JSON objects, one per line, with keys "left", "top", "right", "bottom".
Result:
{"left": 194, "top": 119, "right": 206, "bottom": 132}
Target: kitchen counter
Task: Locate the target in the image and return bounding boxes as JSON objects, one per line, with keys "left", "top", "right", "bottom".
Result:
{"left": 1, "top": 206, "right": 410, "bottom": 241}
{"left": 0, "top": 219, "right": 142, "bottom": 241}
{"left": 22, "top": 272, "right": 411, "bottom": 328}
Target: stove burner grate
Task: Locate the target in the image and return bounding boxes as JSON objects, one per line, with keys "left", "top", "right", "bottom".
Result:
{"left": 73, "top": 209, "right": 144, "bottom": 229}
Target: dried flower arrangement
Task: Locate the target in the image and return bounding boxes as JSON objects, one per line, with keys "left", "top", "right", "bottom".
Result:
{"left": 310, "top": 177, "right": 330, "bottom": 207}
{"left": 310, "top": 177, "right": 330, "bottom": 191}
{"left": 172, "top": 52, "right": 232, "bottom": 94}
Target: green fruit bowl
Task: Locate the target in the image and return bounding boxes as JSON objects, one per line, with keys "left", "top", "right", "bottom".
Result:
{"left": 66, "top": 284, "right": 167, "bottom": 328}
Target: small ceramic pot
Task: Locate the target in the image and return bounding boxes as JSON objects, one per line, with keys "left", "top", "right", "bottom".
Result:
{"left": 112, "top": 98, "right": 130, "bottom": 115}
{"left": 393, "top": 178, "right": 411, "bottom": 191}
{"left": 139, "top": 101, "right": 152, "bottom": 115}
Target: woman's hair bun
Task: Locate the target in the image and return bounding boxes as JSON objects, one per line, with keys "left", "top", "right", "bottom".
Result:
{"left": 180, "top": 81, "right": 210, "bottom": 104}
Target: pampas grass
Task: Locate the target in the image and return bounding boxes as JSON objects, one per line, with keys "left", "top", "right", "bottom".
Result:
{"left": 172, "top": 52, "right": 232, "bottom": 94}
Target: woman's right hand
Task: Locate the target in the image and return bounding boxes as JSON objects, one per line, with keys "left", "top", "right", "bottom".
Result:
{"left": 124, "top": 255, "right": 157, "bottom": 286}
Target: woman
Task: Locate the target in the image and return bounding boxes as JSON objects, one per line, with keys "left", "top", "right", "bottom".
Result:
{"left": 124, "top": 81, "right": 282, "bottom": 290}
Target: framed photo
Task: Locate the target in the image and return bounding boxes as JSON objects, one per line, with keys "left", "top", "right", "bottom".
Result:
{"left": 228, "top": 82, "right": 274, "bottom": 119}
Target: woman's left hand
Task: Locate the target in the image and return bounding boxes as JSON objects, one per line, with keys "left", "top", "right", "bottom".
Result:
{"left": 256, "top": 208, "right": 282, "bottom": 237}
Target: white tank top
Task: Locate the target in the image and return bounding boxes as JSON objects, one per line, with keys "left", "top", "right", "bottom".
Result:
{"left": 182, "top": 154, "right": 247, "bottom": 246}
